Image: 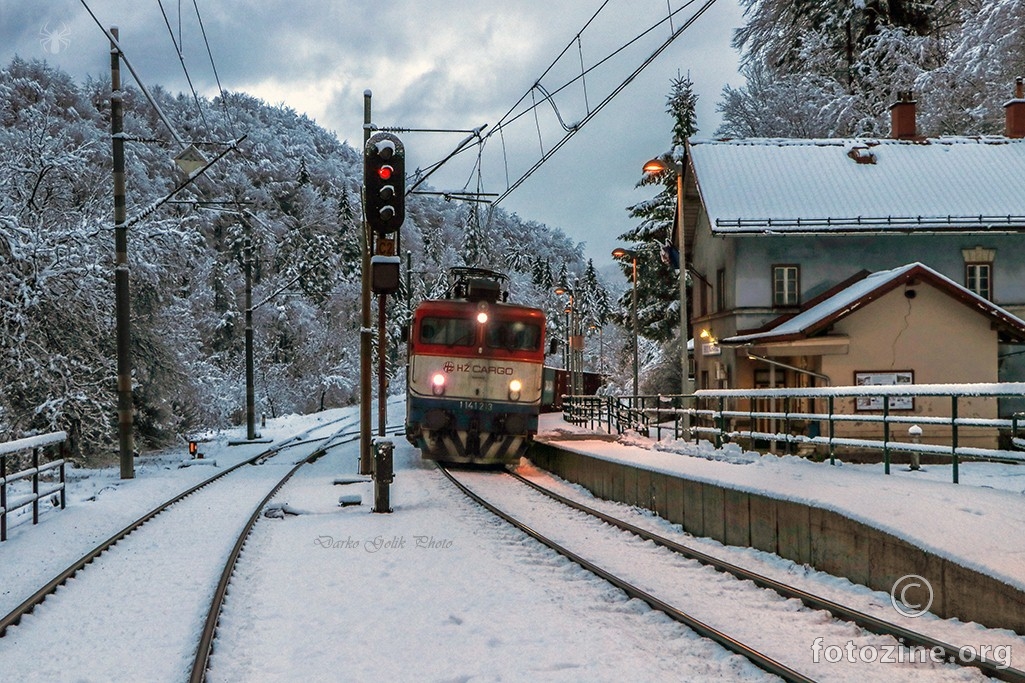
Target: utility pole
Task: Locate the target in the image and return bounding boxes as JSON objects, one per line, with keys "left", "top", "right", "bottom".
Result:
{"left": 359, "top": 90, "right": 373, "bottom": 475}
{"left": 676, "top": 160, "right": 691, "bottom": 437}
{"left": 111, "top": 27, "right": 134, "bottom": 479}
{"left": 244, "top": 221, "right": 256, "bottom": 441}
{"left": 631, "top": 256, "right": 639, "bottom": 396}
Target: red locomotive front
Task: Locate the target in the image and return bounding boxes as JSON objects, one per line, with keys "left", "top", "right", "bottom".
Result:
{"left": 406, "top": 269, "right": 546, "bottom": 465}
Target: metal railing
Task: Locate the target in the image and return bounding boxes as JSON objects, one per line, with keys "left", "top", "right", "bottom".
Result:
{"left": 1013, "top": 412, "right": 1025, "bottom": 451}
{"left": 564, "top": 383, "right": 1025, "bottom": 484}
{"left": 566, "top": 393, "right": 688, "bottom": 440}
{"left": 0, "top": 432, "right": 68, "bottom": 541}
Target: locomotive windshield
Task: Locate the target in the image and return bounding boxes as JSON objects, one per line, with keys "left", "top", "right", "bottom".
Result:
{"left": 419, "top": 317, "right": 475, "bottom": 347}
{"left": 486, "top": 321, "right": 542, "bottom": 351}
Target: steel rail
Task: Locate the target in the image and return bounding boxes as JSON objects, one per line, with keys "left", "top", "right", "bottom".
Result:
{"left": 508, "top": 471, "right": 1025, "bottom": 683}
{"left": 190, "top": 426, "right": 404, "bottom": 682}
{"left": 0, "top": 415, "right": 355, "bottom": 638}
{"left": 439, "top": 465, "right": 815, "bottom": 683}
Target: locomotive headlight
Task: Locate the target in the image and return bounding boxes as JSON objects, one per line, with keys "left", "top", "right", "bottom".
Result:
{"left": 431, "top": 372, "right": 447, "bottom": 396}
{"left": 476, "top": 311, "right": 488, "bottom": 324}
{"left": 508, "top": 379, "right": 522, "bottom": 401}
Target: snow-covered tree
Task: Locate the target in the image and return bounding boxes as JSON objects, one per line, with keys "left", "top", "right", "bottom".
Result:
{"left": 719, "top": 0, "right": 1022, "bottom": 138}
{"left": 0, "top": 57, "right": 596, "bottom": 461}
{"left": 618, "top": 73, "right": 696, "bottom": 344}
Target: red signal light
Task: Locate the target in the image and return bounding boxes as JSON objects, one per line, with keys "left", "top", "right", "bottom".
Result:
{"left": 364, "top": 132, "right": 405, "bottom": 235}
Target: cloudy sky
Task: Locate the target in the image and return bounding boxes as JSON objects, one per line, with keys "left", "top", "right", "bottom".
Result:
{"left": 1, "top": 0, "right": 744, "bottom": 265}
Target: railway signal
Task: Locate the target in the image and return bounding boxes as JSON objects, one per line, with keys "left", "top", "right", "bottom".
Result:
{"left": 364, "top": 132, "right": 405, "bottom": 235}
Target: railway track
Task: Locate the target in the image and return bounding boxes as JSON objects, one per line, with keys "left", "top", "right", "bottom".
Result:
{"left": 190, "top": 425, "right": 402, "bottom": 682}
{"left": 0, "top": 416, "right": 364, "bottom": 681}
{"left": 440, "top": 465, "right": 1025, "bottom": 682}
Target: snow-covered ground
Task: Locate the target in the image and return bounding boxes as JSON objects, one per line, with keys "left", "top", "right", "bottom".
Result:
{"left": 1, "top": 405, "right": 1023, "bottom": 681}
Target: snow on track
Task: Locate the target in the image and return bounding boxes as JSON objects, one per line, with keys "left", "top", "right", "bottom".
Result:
{"left": 455, "top": 469, "right": 993, "bottom": 682}
{"left": 0, "top": 460, "right": 311, "bottom": 682}
{"left": 208, "top": 440, "right": 771, "bottom": 682}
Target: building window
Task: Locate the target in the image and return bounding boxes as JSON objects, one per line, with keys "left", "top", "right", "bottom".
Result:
{"left": 962, "top": 246, "right": 995, "bottom": 301}
{"left": 716, "top": 268, "right": 726, "bottom": 312}
{"left": 773, "top": 265, "right": 800, "bottom": 307}
{"left": 966, "top": 263, "right": 992, "bottom": 300}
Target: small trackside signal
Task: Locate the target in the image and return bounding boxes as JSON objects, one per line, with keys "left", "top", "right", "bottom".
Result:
{"left": 364, "top": 132, "right": 405, "bottom": 235}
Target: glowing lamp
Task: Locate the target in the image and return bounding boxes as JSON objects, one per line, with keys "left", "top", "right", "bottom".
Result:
{"left": 643, "top": 158, "right": 667, "bottom": 174}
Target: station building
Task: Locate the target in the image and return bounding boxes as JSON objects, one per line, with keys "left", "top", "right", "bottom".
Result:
{"left": 681, "top": 83, "right": 1025, "bottom": 444}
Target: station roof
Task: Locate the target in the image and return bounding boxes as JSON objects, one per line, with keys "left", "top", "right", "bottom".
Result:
{"left": 686, "top": 137, "right": 1025, "bottom": 235}
{"left": 722, "top": 262, "right": 1025, "bottom": 346}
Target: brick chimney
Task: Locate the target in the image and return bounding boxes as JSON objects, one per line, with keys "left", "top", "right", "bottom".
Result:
{"left": 1005, "top": 77, "right": 1025, "bottom": 138}
{"left": 890, "top": 91, "right": 917, "bottom": 139}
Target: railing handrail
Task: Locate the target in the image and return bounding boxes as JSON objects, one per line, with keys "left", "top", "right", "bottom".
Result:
{"left": 1, "top": 431, "right": 68, "bottom": 541}
{"left": 0, "top": 431, "right": 68, "bottom": 457}
{"left": 695, "top": 382, "right": 1025, "bottom": 399}
{"left": 563, "top": 384, "right": 1025, "bottom": 484}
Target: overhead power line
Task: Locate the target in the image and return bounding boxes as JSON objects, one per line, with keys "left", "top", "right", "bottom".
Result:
{"left": 485, "top": 0, "right": 721, "bottom": 207}
{"left": 190, "top": 0, "right": 238, "bottom": 137}
{"left": 157, "top": 0, "right": 210, "bottom": 131}
{"left": 79, "top": 0, "right": 239, "bottom": 143}
{"left": 409, "top": 0, "right": 720, "bottom": 209}
{"left": 78, "top": 0, "right": 187, "bottom": 148}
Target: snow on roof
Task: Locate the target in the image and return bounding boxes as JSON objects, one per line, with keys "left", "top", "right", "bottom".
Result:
{"left": 723, "top": 262, "right": 1025, "bottom": 345}
{"left": 687, "top": 136, "right": 1025, "bottom": 233}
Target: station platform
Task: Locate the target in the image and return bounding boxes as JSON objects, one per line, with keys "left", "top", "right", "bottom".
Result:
{"left": 532, "top": 413, "right": 1025, "bottom": 635}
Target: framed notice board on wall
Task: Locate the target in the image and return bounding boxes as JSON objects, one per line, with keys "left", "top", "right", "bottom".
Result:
{"left": 854, "top": 371, "right": 914, "bottom": 411}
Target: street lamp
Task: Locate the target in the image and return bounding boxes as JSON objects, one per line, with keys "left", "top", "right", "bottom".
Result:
{"left": 588, "top": 323, "right": 605, "bottom": 377}
{"left": 611, "top": 247, "right": 639, "bottom": 396}
{"left": 554, "top": 283, "right": 582, "bottom": 396}
{"left": 642, "top": 155, "right": 692, "bottom": 434}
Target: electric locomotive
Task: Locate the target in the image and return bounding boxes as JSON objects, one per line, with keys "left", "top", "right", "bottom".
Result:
{"left": 405, "top": 267, "right": 546, "bottom": 465}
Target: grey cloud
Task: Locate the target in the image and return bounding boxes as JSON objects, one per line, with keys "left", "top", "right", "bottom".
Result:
{"left": 0, "top": 0, "right": 744, "bottom": 263}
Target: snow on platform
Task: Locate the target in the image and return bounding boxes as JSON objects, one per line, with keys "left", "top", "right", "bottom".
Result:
{"left": 537, "top": 412, "right": 1025, "bottom": 593}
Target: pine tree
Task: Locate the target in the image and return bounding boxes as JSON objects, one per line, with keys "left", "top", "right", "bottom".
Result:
{"left": 617, "top": 73, "right": 697, "bottom": 343}
{"left": 461, "top": 204, "right": 492, "bottom": 267}
{"left": 578, "top": 259, "right": 611, "bottom": 328}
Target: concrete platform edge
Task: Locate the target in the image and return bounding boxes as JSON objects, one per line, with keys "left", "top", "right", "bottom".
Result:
{"left": 528, "top": 442, "right": 1025, "bottom": 635}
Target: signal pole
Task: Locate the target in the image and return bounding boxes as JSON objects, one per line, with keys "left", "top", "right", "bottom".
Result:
{"left": 363, "top": 126, "right": 405, "bottom": 513}
{"left": 111, "top": 27, "right": 134, "bottom": 479}
{"left": 359, "top": 91, "right": 373, "bottom": 475}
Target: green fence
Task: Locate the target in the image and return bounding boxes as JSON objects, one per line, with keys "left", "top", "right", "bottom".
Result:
{"left": 564, "top": 382, "right": 1025, "bottom": 484}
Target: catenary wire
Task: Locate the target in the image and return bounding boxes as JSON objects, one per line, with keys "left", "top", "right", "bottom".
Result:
{"left": 416, "top": 0, "right": 714, "bottom": 206}
{"left": 191, "top": 0, "right": 239, "bottom": 138}
{"left": 157, "top": 0, "right": 211, "bottom": 132}
{"left": 489, "top": 0, "right": 719, "bottom": 205}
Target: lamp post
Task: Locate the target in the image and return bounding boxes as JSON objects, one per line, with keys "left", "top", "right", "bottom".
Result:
{"left": 589, "top": 324, "right": 605, "bottom": 377}
{"left": 611, "top": 247, "right": 639, "bottom": 396}
{"left": 641, "top": 155, "right": 691, "bottom": 433}
{"left": 554, "top": 283, "right": 581, "bottom": 396}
